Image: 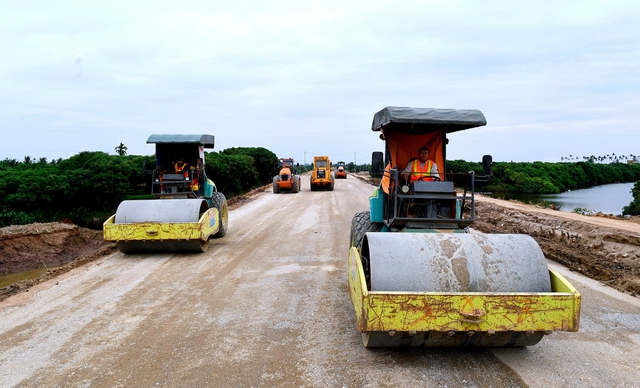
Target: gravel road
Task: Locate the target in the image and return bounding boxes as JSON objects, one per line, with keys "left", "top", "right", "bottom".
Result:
{"left": 1, "top": 174, "right": 640, "bottom": 387}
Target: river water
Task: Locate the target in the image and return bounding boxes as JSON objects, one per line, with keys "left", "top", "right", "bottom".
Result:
{"left": 487, "top": 182, "right": 636, "bottom": 215}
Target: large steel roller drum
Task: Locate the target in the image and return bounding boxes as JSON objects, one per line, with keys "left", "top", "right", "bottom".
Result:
{"left": 115, "top": 199, "right": 208, "bottom": 224}
{"left": 362, "top": 233, "right": 551, "bottom": 293}
{"left": 114, "top": 199, "right": 210, "bottom": 253}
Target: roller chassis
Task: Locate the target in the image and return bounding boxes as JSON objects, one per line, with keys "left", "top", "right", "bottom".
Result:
{"left": 349, "top": 107, "right": 581, "bottom": 347}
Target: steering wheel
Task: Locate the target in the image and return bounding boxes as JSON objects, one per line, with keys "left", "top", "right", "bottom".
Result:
{"left": 418, "top": 176, "right": 441, "bottom": 181}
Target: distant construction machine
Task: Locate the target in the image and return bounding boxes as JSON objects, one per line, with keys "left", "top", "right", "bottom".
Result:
{"left": 273, "top": 158, "right": 301, "bottom": 194}
{"left": 310, "top": 156, "right": 334, "bottom": 191}
{"left": 335, "top": 161, "right": 347, "bottom": 179}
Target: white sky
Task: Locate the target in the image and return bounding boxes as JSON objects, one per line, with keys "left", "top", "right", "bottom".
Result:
{"left": 2, "top": 1, "right": 639, "bottom": 165}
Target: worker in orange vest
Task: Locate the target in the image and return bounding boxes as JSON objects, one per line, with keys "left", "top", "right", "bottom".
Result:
{"left": 401, "top": 147, "right": 439, "bottom": 182}
{"left": 174, "top": 157, "right": 190, "bottom": 178}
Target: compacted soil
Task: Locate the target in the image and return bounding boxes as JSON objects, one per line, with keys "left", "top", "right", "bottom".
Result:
{"left": 2, "top": 175, "right": 640, "bottom": 387}
{"left": 470, "top": 195, "right": 640, "bottom": 297}
{"left": 2, "top": 183, "right": 640, "bottom": 302}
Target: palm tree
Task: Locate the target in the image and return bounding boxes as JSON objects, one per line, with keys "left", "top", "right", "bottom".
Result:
{"left": 115, "top": 142, "right": 128, "bottom": 156}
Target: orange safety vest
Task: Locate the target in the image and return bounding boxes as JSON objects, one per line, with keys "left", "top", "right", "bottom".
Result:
{"left": 381, "top": 164, "right": 391, "bottom": 194}
{"left": 410, "top": 159, "right": 434, "bottom": 182}
{"left": 174, "top": 162, "right": 189, "bottom": 178}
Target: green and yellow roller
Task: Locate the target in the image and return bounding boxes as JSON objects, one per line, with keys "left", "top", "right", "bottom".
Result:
{"left": 349, "top": 107, "right": 580, "bottom": 347}
{"left": 103, "top": 134, "right": 228, "bottom": 253}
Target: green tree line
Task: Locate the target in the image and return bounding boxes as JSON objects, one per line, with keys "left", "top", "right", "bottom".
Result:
{"left": 3, "top": 152, "right": 640, "bottom": 228}
{"left": 0, "top": 147, "right": 279, "bottom": 228}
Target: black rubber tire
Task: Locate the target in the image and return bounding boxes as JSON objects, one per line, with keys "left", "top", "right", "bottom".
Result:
{"left": 272, "top": 176, "right": 281, "bottom": 194}
{"left": 292, "top": 176, "right": 300, "bottom": 193}
{"left": 350, "top": 211, "right": 382, "bottom": 250}
{"left": 211, "top": 191, "right": 228, "bottom": 238}
{"left": 328, "top": 183, "right": 334, "bottom": 191}
{"left": 310, "top": 181, "right": 317, "bottom": 191}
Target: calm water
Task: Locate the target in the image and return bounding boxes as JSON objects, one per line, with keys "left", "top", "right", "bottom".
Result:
{"left": 488, "top": 182, "right": 635, "bottom": 215}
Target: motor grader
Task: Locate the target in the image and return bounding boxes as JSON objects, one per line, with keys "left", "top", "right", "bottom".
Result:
{"left": 348, "top": 107, "right": 581, "bottom": 347}
{"left": 103, "top": 134, "right": 228, "bottom": 253}
{"left": 335, "top": 161, "right": 347, "bottom": 179}
{"left": 273, "top": 158, "right": 301, "bottom": 193}
{"left": 310, "top": 155, "right": 334, "bottom": 191}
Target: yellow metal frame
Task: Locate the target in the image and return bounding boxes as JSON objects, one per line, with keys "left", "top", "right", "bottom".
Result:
{"left": 103, "top": 208, "right": 220, "bottom": 242}
{"left": 348, "top": 247, "right": 581, "bottom": 334}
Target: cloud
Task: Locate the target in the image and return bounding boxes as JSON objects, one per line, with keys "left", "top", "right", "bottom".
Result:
{"left": 1, "top": 1, "right": 639, "bottom": 164}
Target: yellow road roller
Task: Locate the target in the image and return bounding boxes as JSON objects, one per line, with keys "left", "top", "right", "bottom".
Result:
{"left": 349, "top": 107, "right": 580, "bottom": 347}
{"left": 103, "top": 134, "right": 228, "bottom": 253}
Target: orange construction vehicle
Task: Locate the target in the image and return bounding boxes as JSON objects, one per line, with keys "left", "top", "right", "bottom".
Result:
{"left": 273, "top": 158, "right": 301, "bottom": 193}
{"left": 335, "top": 161, "right": 347, "bottom": 179}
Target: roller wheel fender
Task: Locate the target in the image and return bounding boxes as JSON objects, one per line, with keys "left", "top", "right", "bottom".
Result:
{"left": 211, "top": 191, "right": 228, "bottom": 238}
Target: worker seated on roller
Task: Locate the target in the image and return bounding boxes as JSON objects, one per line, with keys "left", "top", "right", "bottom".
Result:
{"left": 159, "top": 157, "right": 191, "bottom": 192}
{"left": 174, "top": 157, "right": 191, "bottom": 190}
{"left": 401, "top": 147, "right": 439, "bottom": 182}
{"left": 173, "top": 157, "right": 190, "bottom": 178}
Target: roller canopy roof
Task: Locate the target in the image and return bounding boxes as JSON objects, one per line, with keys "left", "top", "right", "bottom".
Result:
{"left": 372, "top": 107, "right": 487, "bottom": 134}
{"left": 146, "top": 134, "right": 215, "bottom": 148}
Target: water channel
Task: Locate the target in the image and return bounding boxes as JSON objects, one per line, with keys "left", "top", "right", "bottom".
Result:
{"left": 486, "top": 182, "right": 635, "bottom": 215}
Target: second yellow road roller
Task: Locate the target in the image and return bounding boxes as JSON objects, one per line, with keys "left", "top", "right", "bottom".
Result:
{"left": 349, "top": 107, "right": 581, "bottom": 347}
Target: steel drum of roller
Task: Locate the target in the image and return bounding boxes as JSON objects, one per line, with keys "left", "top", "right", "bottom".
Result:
{"left": 114, "top": 199, "right": 208, "bottom": 224}
{"left": 362, "top": 233, "right": 551, "bottom": 293}
{"left": 113, "top": 199, "right": 211, "bottom": 253}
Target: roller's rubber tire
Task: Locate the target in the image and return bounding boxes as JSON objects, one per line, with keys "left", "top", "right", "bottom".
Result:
{"left": 328, "top": 183, "right": 334, "bottom": 191}
{"left": 350, "top": 211, "right": 382, "bottom": 251}
{"left": 292, "top": 176, "right": 300, "bottom": 193}
{"left": 310, "top": 181, "right": 317, "bottom": 191}
{"left": 211, "top": 191, "right": 228, "bottom": 238}
{"left": 272, "top": 176, "right": 281, "bottom": 193}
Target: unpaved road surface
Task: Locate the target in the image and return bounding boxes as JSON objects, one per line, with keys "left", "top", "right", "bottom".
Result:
{"left": 2, "top": 175, "right": 640, "bottom": 387}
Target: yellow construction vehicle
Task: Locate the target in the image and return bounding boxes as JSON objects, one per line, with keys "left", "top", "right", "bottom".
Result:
{"left": 310, "top": 155, "right": 334, "bottom": 191}
{"left": 349, "top": 107, "right": 580, "bottom": 347}
{"left": 103, "top": 134, "right": 228, "bottom": 253}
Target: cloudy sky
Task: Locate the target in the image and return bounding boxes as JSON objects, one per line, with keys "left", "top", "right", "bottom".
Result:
{"left": 2, "top": 1, "right": 639, "bottom": 165}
